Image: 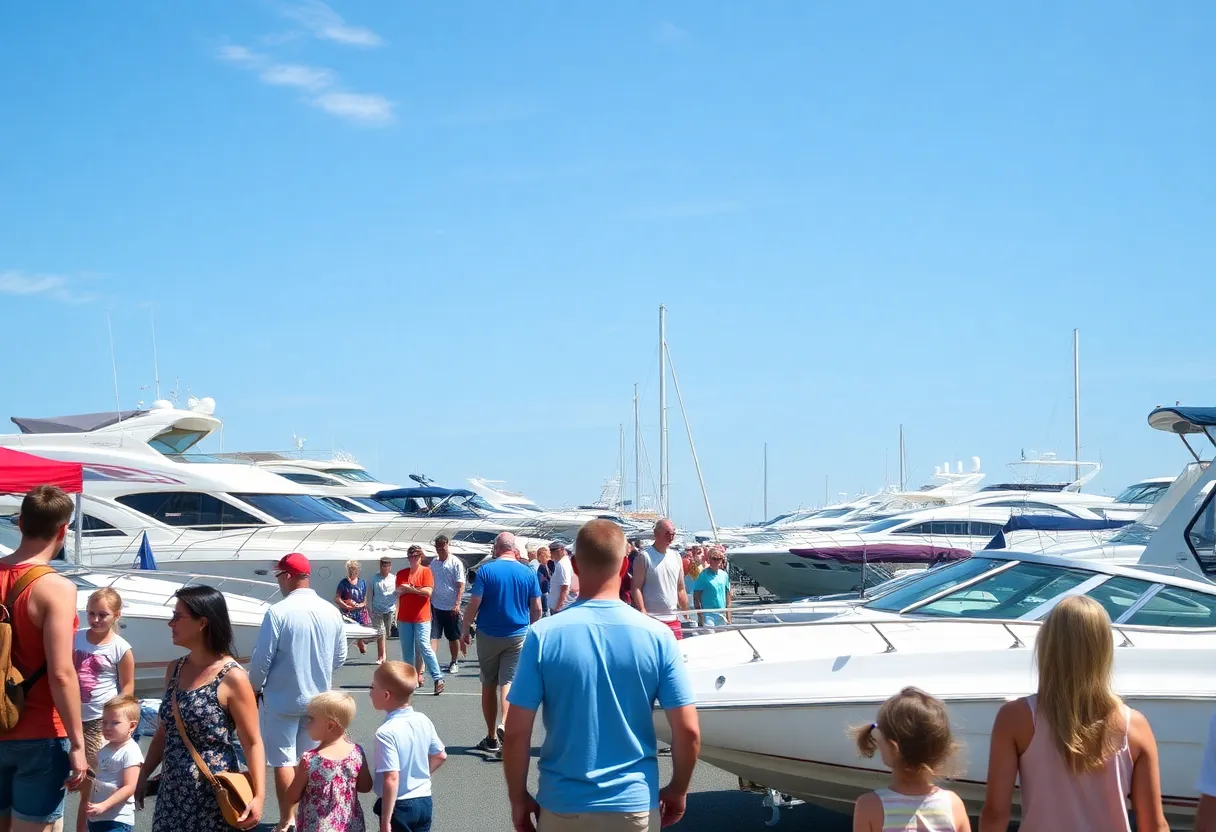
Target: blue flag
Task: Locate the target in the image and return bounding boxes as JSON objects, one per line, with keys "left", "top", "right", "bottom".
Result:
{"left": 135, "top": 532, "right": 157, "bottom": 570}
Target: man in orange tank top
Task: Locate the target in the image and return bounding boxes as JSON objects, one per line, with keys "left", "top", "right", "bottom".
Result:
{"left": 0, "top": 486, "right": 87, "bottom": 832}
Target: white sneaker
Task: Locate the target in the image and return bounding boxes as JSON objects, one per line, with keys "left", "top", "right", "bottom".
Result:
{"left": 448, "top": 661, "right": 460, "bottom": 674}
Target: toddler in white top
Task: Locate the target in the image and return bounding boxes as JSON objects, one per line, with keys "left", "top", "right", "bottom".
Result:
{"left": 75, "top": 588, "right": 134, "bottom": 832}
{"left": 85, "top": 695, "right": 145, "bottom": 832}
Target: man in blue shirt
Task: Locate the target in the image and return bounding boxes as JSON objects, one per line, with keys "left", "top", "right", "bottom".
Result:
{"left": 460, "top": 532, "right": 542, "bottom": 757}
{"left": 503, "top": 520, "right": 701, "bottom": 832}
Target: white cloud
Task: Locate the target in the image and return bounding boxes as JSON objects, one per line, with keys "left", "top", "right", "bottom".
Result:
{"left": 216, "top": 44, "right": 264, "bottom": 66}
{"left": 281, "top": 0, "right": 383, "bottom": 48}
{"left": 0, "top": 271, "right": 93, "bottom": 304}
{"left": 312, "top": 92, "right": 394, "bottom": 124}
{"left": 260, "top": 63, "right": 334, "bottom": 91}
{"left": 653, "top": 21, "right": 690, "bottom": 45}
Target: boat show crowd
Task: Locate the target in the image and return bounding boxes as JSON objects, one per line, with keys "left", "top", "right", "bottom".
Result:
{"left": 4, "top": 484, "right": 1216, "bottom": 832}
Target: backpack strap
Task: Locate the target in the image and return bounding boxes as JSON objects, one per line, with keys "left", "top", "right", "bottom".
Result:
{"left": 3, "top": 565, "right": 57, "bottom": 692}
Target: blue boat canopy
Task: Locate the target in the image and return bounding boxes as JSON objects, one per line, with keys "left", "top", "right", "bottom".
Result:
{"left": 1148, "top": 406, "right": 1216, "bottom": 435}
{"left": 984, "top": 514, "right": 1131, "bottom": 550}
{"left": 373, "top": 486, "right": 475, "bottom": 500}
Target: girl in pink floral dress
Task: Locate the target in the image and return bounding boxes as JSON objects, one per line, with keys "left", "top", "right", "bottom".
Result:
{"left": 285, "top": 692, "right": 372, "bottom": 832}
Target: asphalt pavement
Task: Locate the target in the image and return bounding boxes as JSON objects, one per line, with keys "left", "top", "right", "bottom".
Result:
{"left": 69, "top": 646, "right": 851, "bottom": 832}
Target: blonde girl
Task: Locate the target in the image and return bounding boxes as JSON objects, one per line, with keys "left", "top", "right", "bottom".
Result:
{"left": 75, "top": 588, "right": 135, "bottom": 832}
{"left": 852, "top": 687, "right": 970, "bottom": 832}
{"left": 284, "top": 691, "right": 371, "bottom": 832}
{"left": 979, "top": 595, "right": 1168, "bottom": 831}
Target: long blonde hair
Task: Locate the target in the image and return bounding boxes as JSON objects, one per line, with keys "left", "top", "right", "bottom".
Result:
{"left": 1035, "top": 595, "right": 1124, "bottom": 773}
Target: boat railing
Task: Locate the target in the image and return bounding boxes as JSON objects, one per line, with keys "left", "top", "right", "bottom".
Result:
{"left": 64, "top": 565, "right": 283, "bottom": 606}
{"left": 662, "top": 608, "right": 1210, "bottom": 660}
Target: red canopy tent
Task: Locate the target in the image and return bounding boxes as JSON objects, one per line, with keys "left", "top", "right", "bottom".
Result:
{"left": 0, "top": 447, "right": 83, "bottom": 494}
{"left": 0, "top": 448, "right": 84, "bottom": 562}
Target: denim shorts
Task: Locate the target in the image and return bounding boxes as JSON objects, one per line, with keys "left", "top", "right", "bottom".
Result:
{"left": 0, "top": 737, "right": 71, "bottom": 823}
{"left": 374, "top": 796, "right": 433, "bottom": 832}
{"left": 88, "top": 821, "right": 133, "bottom": 832}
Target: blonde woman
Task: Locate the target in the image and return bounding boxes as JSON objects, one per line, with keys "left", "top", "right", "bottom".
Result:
{"left": 335, "top": 560, "right": 371, "bottom": 655}
{"left": 979, "top": 596, "right": 1167, "bottom": 832}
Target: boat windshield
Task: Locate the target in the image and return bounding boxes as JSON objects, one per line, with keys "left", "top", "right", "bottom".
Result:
{"left": 898, "top": 560, "right": 1094, "bottom": 619}
{"left": 351, "top": 497, "right": 397, "bottom": 513}
{"left": 1107, "top": 522, "right": 1156, "bottom": 545}
{"left": 1115, "top": 481, "right": 1173, "bottom": 505}
{"left": 856, "top": 516, "right": 909, "bottom": 534}
{"left": 864, "top": 557, "right": 1001, "bottom": 612}
{"left": 232, "top": 493, "right": 352, "bottom": 524}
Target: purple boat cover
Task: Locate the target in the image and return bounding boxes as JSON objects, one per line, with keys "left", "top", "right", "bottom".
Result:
{"left": 789, "top": 544, "right": 973, "bottom": 565}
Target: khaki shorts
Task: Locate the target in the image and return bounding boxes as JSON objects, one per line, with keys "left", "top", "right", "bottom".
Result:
{"left": 83, "top": 718, "right": 104, "bottom": 770}
{"left": 476, "top": 633, "right": 525, "bottom": 686}
{"left": 538, "top": 809, "right": 659, "bottom": 832}
{"left": 373, "top": 611, "right": 395, "bottom": 637}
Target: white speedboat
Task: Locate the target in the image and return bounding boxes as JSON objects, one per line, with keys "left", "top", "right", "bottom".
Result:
{"left": 659, "top": 549, "right": 1216, "bottom": 827}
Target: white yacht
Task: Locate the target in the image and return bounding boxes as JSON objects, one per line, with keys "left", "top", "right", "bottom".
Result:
{"left": 660, "top": 549, "right": 1216, "bottom": 827}
{"left": 728, "top": 501, "right": 1111, "bottom": 600}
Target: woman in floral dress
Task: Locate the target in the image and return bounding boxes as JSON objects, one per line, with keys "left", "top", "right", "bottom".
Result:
{"left": 336, "top": 560, "right": 372, "bottom": 654}
{"left": 135, "top": 586, "right": 266, "bottom": 832}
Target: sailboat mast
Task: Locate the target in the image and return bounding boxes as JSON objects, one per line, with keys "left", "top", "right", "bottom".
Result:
{"left": 1073, "top": 328, "right": 1081, "bottom": 483}
{"left": 151, "top": 308, "right": 161, "bottom": 401}
{"left": 763, "top": 443, "right": 768, "bottom": 519}
{"left": 899, "top": 424, "right": 906, "bottom": 491}
{"left": 633, "top": 383, "right": 641, "bottom": 511}
{"left": 618, "top": 423, "right": 625, "bottom": 511}
{"left": 659, "top": 305, "right": 668, "bottom": 516}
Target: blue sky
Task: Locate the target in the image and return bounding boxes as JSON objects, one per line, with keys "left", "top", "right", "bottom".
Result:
{"left": 2, "top": 2, "right": 1214, "bottom": 526}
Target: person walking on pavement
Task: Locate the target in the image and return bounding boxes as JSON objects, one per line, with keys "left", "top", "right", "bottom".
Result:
{"left": 0, "top": 486, "right": 89, "bottom": 832}
{"left": 631, "top": 519, "right": 689, "bottom": 640}
{"left": 545, "top": 541, "right": 575, "bottom": 614}
{"left": 694, "top": 547, "right": 733, "bottom": 628}
{"left": 370, "top": 557, "right": 397, "bottom": 666}
{"left": 248, "top": 552, "right": 349, "bottom": 832}
{"left": 396, "top": 545, "right": 445, "bottom": 695}
{"left": 428, "top": 535, "right": 465, "bottom": 675}
{"left": 460, "top": 532, "right": 542, "bottom": 758}
{"left": 503, "top": 519, "right": 701, "bottom": 832}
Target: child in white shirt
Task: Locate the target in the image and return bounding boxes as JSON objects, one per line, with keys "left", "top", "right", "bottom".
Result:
{"left": 85, "top": 695, "right": 144, "bottom": 832}
{"left": 368, "top": 662, "right": 446, "bottom": 832}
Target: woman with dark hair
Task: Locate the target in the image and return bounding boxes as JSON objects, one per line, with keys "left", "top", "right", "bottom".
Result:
{"left": 134, "top": 586, "right": 266, "bottom": 831}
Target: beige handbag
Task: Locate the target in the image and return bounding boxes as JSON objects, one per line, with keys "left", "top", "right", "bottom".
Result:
{"left": 172, "top": 687, "right": 254, "bottom": 828}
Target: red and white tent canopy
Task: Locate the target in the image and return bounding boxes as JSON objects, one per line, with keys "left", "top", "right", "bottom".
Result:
{"left": 0, "top": 448, "right": 83, "bottom": 494}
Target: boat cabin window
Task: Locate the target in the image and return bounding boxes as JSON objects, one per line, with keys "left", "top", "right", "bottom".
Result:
{"left": 1186, "top": 489, "right": 1216, "bottom": 577}
{"left": 81, "top": 515, "right": 127, "bottom": 537}
{"left": 865, "top": 557, "right": 1003, "bottom": 613}
{"left": 977, "top": 500, "right": 1073, "bottom": 517}
{"left": 332, "top": 469, "right": 378, "bottom": 483}
{"left": 279, "top": 472, "right": 343, "bottom": 487}
{"left": 969, "top": 521, "right": 1005, "bottom": 537}
{"left": 1123, "top": 585, "right": 1216, "bottom": 628}
{"left": 117, "top": 492, "right": 264, "bottom": 528}
{"left": 351, "top": 497, "right": 396, "bottom": 513}
{"left": 905, "top": 562, "right": 1093, "bottom": 619}
{"left": 1115, "top": 482, "right": 1173, "bottom": 505}
{"left": 857, "top": 517, "right": 908, "bottom": 534}
{"left": 896, "top": 521, "right": 973, "bottom": 536}
{"left": 1081, "top": 575, "right": 1156, "bottom": 622}
{"left": 320, "top": 496, "right": 367, "bottom": 513}
{"left": 232, "top": 494, "right": 351, "bottom": 524}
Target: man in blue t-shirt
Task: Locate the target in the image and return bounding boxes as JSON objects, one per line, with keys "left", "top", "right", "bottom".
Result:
{"left": 503, "top": 520, "right": 701, "bottom": 831}
{"left": 460, "top": 531, "right": 542, "bottom": 757}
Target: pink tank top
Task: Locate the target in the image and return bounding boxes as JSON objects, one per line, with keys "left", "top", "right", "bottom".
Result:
{"left": 1018, "top": 695, "right": 1133, "bottom": 832}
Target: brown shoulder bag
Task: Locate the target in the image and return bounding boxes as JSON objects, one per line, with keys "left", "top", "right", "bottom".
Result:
{"left": 171, "top": 669, "right": 255, "bottom": 828}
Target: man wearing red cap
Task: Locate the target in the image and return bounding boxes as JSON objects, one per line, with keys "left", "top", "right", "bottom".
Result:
{"left": 249, "top": 553, "right": 349, "bottom": 832}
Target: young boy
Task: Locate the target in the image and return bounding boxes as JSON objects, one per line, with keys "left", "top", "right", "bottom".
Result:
{"left": 85, "top": 695, "right": 144, "bottom": 832}
{"left": 369, "top": 661, "right": 447, "bottom": 832}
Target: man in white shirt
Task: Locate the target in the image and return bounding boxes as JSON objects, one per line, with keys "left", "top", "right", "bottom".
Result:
{"left": 545, "top": 541, "right": 575, "bottom": 613}
{"left": 249, "top": 552, "right": 349, "bottom": 832}
{"left": 370, "top": 556, "right": 397, "bottom": 665}
{"left": 631, "top": 518, "right": 689, "bottom": 640}
{"left": 428, "top": 535, "right": 466, "bottom": 674}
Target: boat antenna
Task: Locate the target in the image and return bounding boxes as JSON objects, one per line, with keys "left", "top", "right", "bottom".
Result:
{"left": 151, "top": 307, "right": 161, "bottom": 401}
{"left": 106, "top": 311, "right": 123, "bottom": 424}
{"left": 665, "top": 341, "right": 717, "bottom": 541}
{"left": 1073, "top": 328, "right": 1081, "bottom": 483}
{"left": 898, "top": 424, "right": 907, "bottom": 491}
{"left": 763, "top": 442, "right": 768, "bottom": 519}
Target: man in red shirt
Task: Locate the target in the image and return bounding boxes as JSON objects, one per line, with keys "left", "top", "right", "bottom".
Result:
{"left": 0, "top": 486, "right": 87, "bottom": 831}
{"left": 395, "top": 545, "right": 444, "bottom": 694}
